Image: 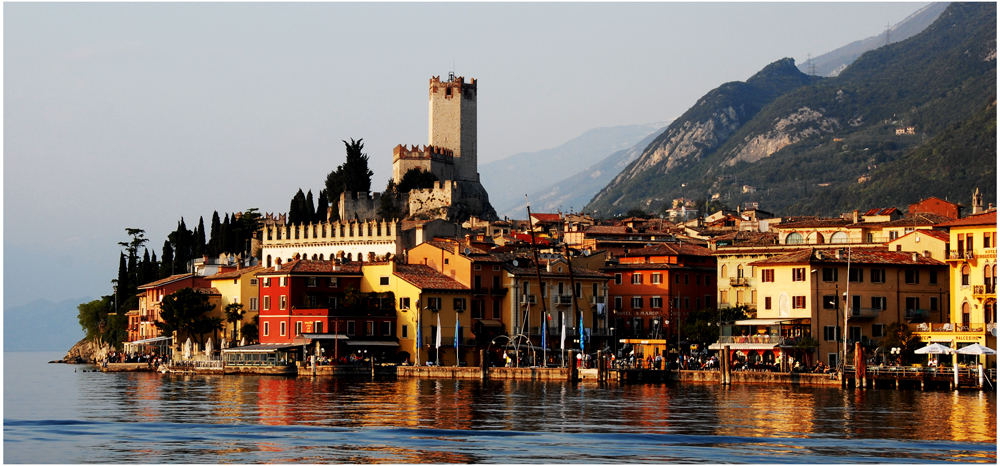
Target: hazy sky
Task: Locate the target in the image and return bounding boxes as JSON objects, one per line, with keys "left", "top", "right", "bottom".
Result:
{"left": 4, "top": 2, "right": 929, "bottom": 307}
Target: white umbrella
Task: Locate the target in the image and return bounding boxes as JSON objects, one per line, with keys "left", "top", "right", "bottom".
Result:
{"left": 956, "top": 343, "right": 997, "bottom": 355}
{"left": 205, "top": 337, "right": 213, "bottom": 355}
{"left": 914, "top": 343, "right": 953, "bottom": 354}
{"left": 183, "top": 338, "right": 193, "bottom": 359}
{"left": 221, "top": 338, "right": 228, "bottom": 349}
{"left": 240, "top": 337, "right": 246, "bottom": 347}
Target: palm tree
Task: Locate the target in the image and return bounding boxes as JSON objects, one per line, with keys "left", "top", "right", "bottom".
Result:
{"left": 224, "top": 302, "right": 245, "bottom": 342}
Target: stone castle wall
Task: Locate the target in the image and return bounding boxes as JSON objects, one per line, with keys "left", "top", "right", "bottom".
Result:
{"left": 392, "top": 145, "right": 455, "bottom": 184}
{"left": 338, "top": 191, "right": 381, "bottom": 221}
{"left": 429, "top": 75, "right": 478, "bottom": 182}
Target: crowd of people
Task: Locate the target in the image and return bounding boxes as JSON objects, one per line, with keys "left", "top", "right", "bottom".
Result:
{"left": 103, "top": 351, "right": 163, "bottom": 368}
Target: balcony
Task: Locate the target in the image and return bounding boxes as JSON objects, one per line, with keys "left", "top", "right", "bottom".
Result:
{"left": 904, "top": 309, "right": 928, "bottom": 321}
{"left": 729, "top": 277, "right": 750, "bottom": 287}
{"left": 910, "top": 322, "right": 987, "bottom": 333}
{"left": 490, "top": 287, "right": 509, "bottom": 297}
{"left": 850, "top": 308, "right": 881, "bottom": 320}
{"left": 519, "top": 295, "right": 536, "bottom": 305}
{"left": 973, "top": 284, "right": 996, "bottom": 299}
{"left": 472, "top": 287, "right": 489, "bottom": 296}
{"left": 715, "top": 335, "right": 785, "bottom": 345}
{"left": 947, "top": 250, "right": 976, "bottom": 261}
{"left": 552, "top": 295, "right": 573, "bottom": 306}
{"left": 591, "top": 296, "right": 606, "bottom": 305}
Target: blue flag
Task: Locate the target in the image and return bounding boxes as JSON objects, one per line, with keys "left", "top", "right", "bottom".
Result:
{"left": 416, "top": 319, "right": 422, "bottom": 348}
{"left": 579, "top": 312, "right": 585, "bottom": 352}
{"left": 454, "top": 316, "right": 460, "bottom": 350}
{"left": 541, "top": 315, "right": 547, "bottom": 350}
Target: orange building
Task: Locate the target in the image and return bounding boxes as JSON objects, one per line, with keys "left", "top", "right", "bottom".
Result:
{"left": 129, "top": 273, "right": 213, "bottom": 343}
{"left": 604, "top": 243, "right": 716, "bottom": 343}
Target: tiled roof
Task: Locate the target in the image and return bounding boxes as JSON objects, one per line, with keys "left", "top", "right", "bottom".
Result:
{"left": 205, "top": 265, "right": 265, "bottom": 280}
{"left": 711, "top": 231, "right": 780, "bottom": 246}
{"left": 531, "top": 213, "right": 562, "bottom": 223}
{"left": 393, "top": 264, "right": 469, "bottom": 291}
{"left": 624, "top": 242, "right": 714, "bottom": 257}
{"left": 749, "top": 247, "right": 944, "bottom": 267}
{"left": 880, "top": 213, "right": 955, "bottom": 227}
{"left": 193, "top": 287, "right": 221, "bottom": 296}
{"left": 256, "top": 260, "right": 362, "bottom": 276}
{"left": 891, "top": 229, "right": 950, "bottom": 243}
{"left": 585, "top": 225, "right": 629, "bottom": 235}
{"left": 775, "top": 218, "right": 852, "bottom": 229}
{"left": 505, "top": 260, "right": 612, "bottom": 280}
{"left": 137, "top": 273, "right": 195, "bottom": 290}
{"left": 937, "top": 210, "right": 997, "bottom": 228}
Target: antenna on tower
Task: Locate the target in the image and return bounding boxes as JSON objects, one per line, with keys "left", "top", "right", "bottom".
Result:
{"left": 449, "top": 58, "right": 456, "bottom": 82}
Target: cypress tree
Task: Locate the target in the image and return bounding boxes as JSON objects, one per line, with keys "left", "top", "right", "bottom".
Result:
{"left": 316, "top": 189, "right": 329, "bottom": 223}
{"left": 126, "top": 249, "right": 138, "bottom": 293}
{"left": 208, "top": 211, "right": 221, "bottom": 255}
{"left": 288, "top": 189, "right": 306, "bottom": 225}
{"left": 140, "top": 249, "right": 152, "bottom": 286}
{"left": 116, "top": 252, "right": 128, "bottom": 312}
{"left": 160, "top": 241, "right": 174, "bottom": 277}
{"left": 305, "top": 190, "right": 316, "bottom": 223}
{"left": 195, "top": 216, "right": 206, "bottom": 258}
{"left": 221, "top": 214, "right": 231, "bottom": 254}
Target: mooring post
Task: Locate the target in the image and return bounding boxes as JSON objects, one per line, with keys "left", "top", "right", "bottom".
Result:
{"left": 722, "top": 345, "right": 731, "bottom": 385}
{"left": 480, "top": 349, "right": 488, "bottom": 380}
{"left": 569, "top": 350, "right": 578, "bottom": 383}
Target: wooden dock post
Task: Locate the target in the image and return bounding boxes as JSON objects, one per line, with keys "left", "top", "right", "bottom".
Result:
{"left": 480, "top": 350, "right": 488, "bottom": 380}
{"left": 722, "top": 345, "right": 731, "bottom": 385}
{"left": 568, "top": 350, "right": 578, "bottom": 383}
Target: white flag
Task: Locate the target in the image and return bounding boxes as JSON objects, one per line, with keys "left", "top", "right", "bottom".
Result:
{"left": 560, "top": 312, "right": 566, "bottom": 352}
{"left": 435, "top": 312, "right": 442, "bottom": 349}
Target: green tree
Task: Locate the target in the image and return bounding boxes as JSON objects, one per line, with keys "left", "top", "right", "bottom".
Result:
{"left": 878, "top": 322, "right": 922, "bottom": 365}
{"left": 325, "top": 138, "right": 374, "bottom": 219}
{"left": 288, "top": 189, "right": 307, "bottom": 225}
{"left": 397, "top": 168, "right": 439, "bottom": 193}
{"left": 378, "top": 179, "right": 402, "bottom": 219}
{"left": 195, "top": 216, "right": 206, "bottom": 258}
{"left": 77, "top": 296, "right": 128, "bottom": 350}
{"left": 155, "top": 287, "right": 219, "bottom": 346}
{"left": 683, "top": 306, "right": 751, "bottom": 348}
{"left": 625, "top": 208, "right": 649, "bottom": 218}
{"left": 305, "top": 190, "right": 316, "bottom": 222}
{"left": 160, "top": 240, "right": 174, "bottom": 277}
{"left": 315, "top": 189, "right": 329, "bottom": 223}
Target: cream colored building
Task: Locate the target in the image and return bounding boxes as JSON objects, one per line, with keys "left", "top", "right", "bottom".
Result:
{"left": 206, "top": 265, "right": 263, "bottom": 343}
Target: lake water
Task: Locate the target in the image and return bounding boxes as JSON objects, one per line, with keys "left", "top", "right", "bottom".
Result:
{"left": 3, "top": 352, "right": 996, "bottom": 463}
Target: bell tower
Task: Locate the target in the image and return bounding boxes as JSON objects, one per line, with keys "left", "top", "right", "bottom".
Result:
{"left": 428, "top": 72, "right": 478, "bottom": 182}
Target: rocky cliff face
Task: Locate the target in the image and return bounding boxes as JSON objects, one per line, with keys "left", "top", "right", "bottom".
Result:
{"left": 60, "top": 337, "right": 110, "bottom": 363}
{"left": 722, "top": 107, "right": 840, "bottom": 166}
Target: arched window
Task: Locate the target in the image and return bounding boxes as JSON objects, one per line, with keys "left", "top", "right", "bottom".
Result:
{"left": 829, "top": 231, "right": 848, "bottom": 243}
{"left": 737, "top": 265, "right": 744, "bottom": 278}
{"left": 266, "top": 255, "right": 272, "bottom": 267}
{"left": 312, "top": 254, "right": 318, "bottom": 260}
{"left": 962, "top": 301, "right": 971, "bottom": 327}
{"left": 812, "top": 232, "right": 825, "bottom": 244}
{"left": 785, "top": 232, "right": 804, "bottom": 245}
{"left": 962, "top": 263, "right": 971, "bottom": 286}
{"left": 319, "top": 254, "right": 324, "bottom": 261}
{"left": 721, "top": 264, "right": 728, "bottom": 278}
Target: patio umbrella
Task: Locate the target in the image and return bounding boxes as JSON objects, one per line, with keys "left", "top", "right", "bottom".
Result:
{"left": 183, "top": 338, "right": 193, "bottom": 359}
{"left": 956, "top": 343, "right": 997, "bottom": 355}
{"left": 914, "top": 342, "right": 953, "bottom": 354}
{"left": 205, "top": 337, "right": 213, "bottom": 355}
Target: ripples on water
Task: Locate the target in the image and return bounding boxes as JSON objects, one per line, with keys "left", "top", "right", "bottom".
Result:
{"left": 4, "top": 352, "right": 996, "bottom": 463}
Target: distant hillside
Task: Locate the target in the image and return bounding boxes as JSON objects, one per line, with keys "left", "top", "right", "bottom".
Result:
{"left": 502, "top": 126, "right": 665, "bottom": 218}
{"left": 5, "top": 297, "right": 88, "bottom": 352}
{"left": 481, "top": 123, "right": 666, "bottom": 215}
{"left": 587, "top": 2, "right": 996, "bottom": 217}
{"left": 799, "top": 2, "right": 948, "bottom": 77}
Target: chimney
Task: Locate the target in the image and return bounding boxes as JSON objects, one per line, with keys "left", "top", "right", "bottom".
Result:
{"left": 835, "top": 249, "right": 842, "bottom": 260}
{"left": 912, "top": 252, "right": 918, "bottom": 262}
{"left": 852, "top": 210, "right": 859, "bottom": 223}
{"left": 546, "top": 261, "right": 552, "bottom": 272}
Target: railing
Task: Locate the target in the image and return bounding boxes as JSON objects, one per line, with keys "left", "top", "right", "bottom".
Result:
{"left": 472, "top": 287, "right": 489, "bottom": 296}
{"left": 729, "top": 277, "right": 750, "bottom": 286}
{"left": 948, "top": 251, "right": 976, "bottom": 260}
{"left": 904, "top": 309, "right": 928, "bottom": 320}
{"left": 592, "top": 296, "right": 606, "bottom": 305}
{"left": 552, "top": 295, "right": 573, "bottom": 306}
{"left": 849, "top": 308, "right": 881, "bottom": 319}
{"left": 490, "top": 287, "right": 508, "bottom": 297}
{"left": 717, "top": 335, "right": 784, "bottom": 345}
{"left": 911, "top": 322, "right": 987, "bottom": 333}
{"left": 973, "top": 284, "right": 996, "bottom": 296}
{"left": 519, "top": 295, "right": 536, "bottom": 305}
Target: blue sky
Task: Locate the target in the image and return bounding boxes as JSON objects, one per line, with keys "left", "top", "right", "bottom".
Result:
{"left": 3, "top": 2, "right": 930, "bottom": 308}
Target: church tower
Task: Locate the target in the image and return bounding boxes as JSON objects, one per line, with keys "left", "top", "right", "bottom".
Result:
{"left": 428, "top": 73, "right": 478, "bottom": 182}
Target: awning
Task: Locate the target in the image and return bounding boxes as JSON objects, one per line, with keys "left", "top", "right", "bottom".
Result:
{"left": 222, "top": 343, "right": 299, "bottom": 353}
{"left": 475, "top": 319, "right": 504, "bottom": 328}
{"left": 346, "top": 341, "right": 400, "bottom": 347}
{"left": 708, "top": 342, "right": 781, "bottom": 351}
{"left": 301, "top": 333, "right": 349, "bottom": 340}
{"left": 733, "top": 319, "right": 794, "bottom": 326}
{"left": 127, "top": 336, "right": 173, "bottom": 345}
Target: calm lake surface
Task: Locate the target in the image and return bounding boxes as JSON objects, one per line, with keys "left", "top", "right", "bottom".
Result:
{"left": 3, "top": 352, "right": 996, "bottom": 463}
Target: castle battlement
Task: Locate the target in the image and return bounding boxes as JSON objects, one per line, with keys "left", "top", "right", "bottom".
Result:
{"left": 429, "top": 74, "right": 477, "bottom": 99}
{"left": 392, "top": 144, "right": 455, "bottom": 163}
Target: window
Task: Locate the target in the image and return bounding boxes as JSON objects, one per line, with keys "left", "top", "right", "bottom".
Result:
{"left": 614, "top": 296, "right": 623, "bottom": 310}
{"left": 427, "top": 297, "right": 442, "bottom": 310}
{"left": 823, "top": 326, "right": 839, "bottom": 342}
{"left": 329, "top": 277, "right": 339, "bottom": 287}
{"left": 307, "top": 277, "right": 317, "bottom": 287}
{"left": 764, "top": 296, "right": 772, "bottom": 310}
{"left": 631, "top": 273, "right": 643, "bottom": 285}
{"left": 720, "top": 290, "right": 728, "bottom": 305}
{"left": 822, "top": 295, "right": 837, "bottom": 309}
{"left": 792, "top": 296, "right": 806, "bottom": 309}
{"left": 280, "top": 322, "right": 286, "bottom": 336}
{"left": 307, "top": 295, "right": 318, "bottom": 308}
{"left": 472, "top": 300, "right": 484, "bottom": 319}
{"left": 905, "top": 297, "right": 919, "bottom": 315}
{"left": 399, "top": 297, "right": 411, "bottom": 310}
{"left": 985, "top": 232, "right": 993, "bottom": 249}
{"left": 684, "top": 274, "right": 689, "bottom": 285}
{"left": 402, "top": 325, "right": 408, "bottom": 338}
{"left": 280, "top": 295, "right": 287, "bottom": 310}
{"left": 871, "top": 296, "right": 887, "bottom": 310}
{"left": 315, "top": 321, "right": 323, "bottom": 334}
{"left": 575, "top": 283, "right": 582, "bottom": 298}
{"left": 848, "top": 326, "right": 862, "bottom": 343}
{"left": 830, "top": 231, "right": 848, "bottom": 243}
{"left": 264, "top": 278, "right": 272, "bottom": 287}
{"left": 614, "top": 273, "right": 622, "bottom": 285}
{"left": 295, "top": 321, "right": 303, "bottom": 335}
{"left": 631, "top": 296, "right": 643, "bottom": 308}
{"left": 381, "top": 321, "right": 392, "bottom": 336}
{"left": 786, "top": 232, "right": 804, "bottom": 244}
{"left": 280, "top": 277, "right": 287, "bottom": 287}
{"left": 930, "top": 297, "right": 939, "bottom": 311}
{"left": 721, "top": 264, "right": 728, "bottom": 278}
{"left": 962, "top": 264, "right": 971, "bottom": 286}
{"left": 347, "top": 321, "right": 356, "bottom": 336}
{"left": 651, "top": 273, "right": 662, "bottom": 284}
{"left": 493, "top": 276, "right": 501, "bottom": 289}
{"left": 761, "top": 269, "right": 775, "bottom": 282}
{"left": 328, "top": 296, "right": 339, "bottom": 309}
{"left": 380, "top": 276, "right": 390, "bottom": 286}
{"left": 263, "top": 296, "right": 271, "bottom": 311}
{"left": 249, "top": 297, "right": 259, "bottom": 311}
{"left": 888, "top": 231, "right": 899, "bottom": 241}
{"left": 684, "top": 297, "right": 690, "bottom": 309}
{"left": 792, "top": 268, "right": 806, "bottom": 281}
{"left": 650, "top": 296, "right": 663, "bottom": 308}
{"left": 870, "top": 268, "right": 885, "bottom": 283}
{"left": 493, "top": 265, "right": 500, "bottom": 271}
{"left": 474, "top": 264, "right": 482, "bottom": 271}
{"left": 904, "top": 269, "right": 920, "bottom": 284}
{"left": 263, "top": 322, "right": 269, "bottom": 336}
{"left": 848, "top": 268, "right": 863, "bottom": 283}
{"left": 250, "top": 278, "right": 258, "bottom": 286}
{"left": 454, "top": 298, "right": 466, "bottom": 311}
{"left": 365, "top": 321, "right": 375, "bottom": 336}
{"left": 822, "top": 268, "right": 838, "bottom": 282}
{"left": 929, "top": 270, "right": 938, "bottom": 284}
{"left": 492, "top": 300, "right": 501, "bottom": 319}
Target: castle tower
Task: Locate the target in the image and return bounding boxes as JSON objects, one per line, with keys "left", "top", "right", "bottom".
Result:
{"left": 428, "top": 73, "right": 478, "bottom": 182}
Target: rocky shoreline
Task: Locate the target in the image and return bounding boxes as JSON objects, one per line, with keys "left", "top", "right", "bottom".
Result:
{"left": 50, "top": 338, "right": 110, "bottom": 364}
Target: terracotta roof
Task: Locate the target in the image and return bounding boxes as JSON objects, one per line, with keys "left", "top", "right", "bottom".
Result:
{"left": 531, "top": 213, "right": 562, "bottom": 223}
{"left": 891, "top": 229, "right": 950, "bottom": 243}
{"left": 256, "top": 260, "right": 362, "bottom": 276}
{"left": 879, "top": 213, "right": 954, "bottom": 227}
{"left": 711, "top": 231, "right": 779, "bottom": 246}
{"left": 193, "top": 287, "right": 221, "bottom": 296}
{"left": 749, "top": 247, "right": 944, "bottom": 267}
{"left": 205, "top": 265, "right": 265, "bottom": 280}
{"left": 393, "top": 264, "right": 469, "bottom": 291}
{"left": 937, "top": 210, "right": 997, "bottom": 228}
{"left": 137, "top": 273, "right": 195, "bottom": 290}
{"left": 585, "top": 225, "right": 629, "bottom": 235}
{"left": 713, "top": 246, "right": 806, "bottom": 256}
{"left": 774, "top": 218, "right": 851, "bottom": 229}
{"left": 624, "top": 242, "right": 714, "bottom": 257}
{"left": 504, "top": 259, "right": 612, "bottom": 280}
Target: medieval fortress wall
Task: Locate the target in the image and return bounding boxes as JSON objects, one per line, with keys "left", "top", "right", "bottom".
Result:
{"left": 428, "top": 75, "right": 478, "bottom": 182}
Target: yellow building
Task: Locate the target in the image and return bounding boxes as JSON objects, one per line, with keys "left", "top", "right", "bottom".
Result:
{"left": 747, "top": 247, "right": 947, "bottom": 367}
{"left": 912, "top": 210, "right": 997, "bottom": 358}
{"left": 886, "top": 229, "right": 950, "bottom": 261}
{"left": 206, "top": 265, "right": 263, "bottom": 344}
{"left": 361, "top": 262, "right": 473, "bottom": 366}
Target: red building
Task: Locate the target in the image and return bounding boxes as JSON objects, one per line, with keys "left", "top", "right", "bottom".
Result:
{"left": 129, "top": 273, "right": 214, "bottom": 343}
{"left": 256, "top": 260, "right": 378, "bottom": 344}
{"left": 603, "top": 243, "right": 716, "bottom": 342}
{"left": 908, "top": 196, "right": 962, "bottom": 219}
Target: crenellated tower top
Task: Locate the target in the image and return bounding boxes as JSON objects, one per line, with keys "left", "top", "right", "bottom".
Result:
{"left": 428, "top": 72, "right": 478, "bottom": 182}
{"left": 429, "top": 73, "right": 477, "bottom": 100}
